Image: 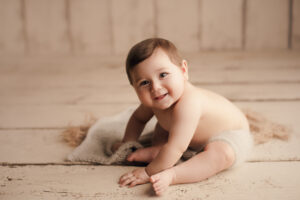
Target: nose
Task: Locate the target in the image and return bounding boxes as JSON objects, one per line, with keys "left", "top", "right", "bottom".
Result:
{"left": 150, "top": 80, "right": 162, "bottom": 93}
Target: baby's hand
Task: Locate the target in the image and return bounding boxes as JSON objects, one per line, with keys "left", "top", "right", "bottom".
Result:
{"left": 119, "top": 168, "right": 149, "bottom": 187}
{"left": 111, "top": 141, "right": 123, "bottom": 153}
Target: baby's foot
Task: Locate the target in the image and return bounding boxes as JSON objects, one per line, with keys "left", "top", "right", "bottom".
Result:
{"left": 150, "top": 168, "right": 176, "bottom": 196}
{"left": 127, "top": 146, "right": 161, "bottom": 163}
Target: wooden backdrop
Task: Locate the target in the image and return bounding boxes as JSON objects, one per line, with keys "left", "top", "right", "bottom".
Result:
{"left": 0, "top": 0, "right": 299, "bottom": 56}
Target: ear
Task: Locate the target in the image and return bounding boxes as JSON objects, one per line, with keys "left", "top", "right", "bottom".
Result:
{"left": 181, "top": 59, "right": 189, "bottom": 80}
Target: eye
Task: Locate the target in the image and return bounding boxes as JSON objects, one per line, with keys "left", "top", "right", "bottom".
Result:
{"left": 139, "top": 80, "right": 150, "bottom": 87}
{"left": 160, "top": 72, "right": 168, "bottom": 78}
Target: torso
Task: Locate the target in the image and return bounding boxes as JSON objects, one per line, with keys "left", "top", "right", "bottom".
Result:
{"left": 152, "top": 84, "right": 249, "bottom": 151}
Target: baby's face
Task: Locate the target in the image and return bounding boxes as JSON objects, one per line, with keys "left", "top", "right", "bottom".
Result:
{"left": 130, "top": 48, "right": 188, "bottom": 110}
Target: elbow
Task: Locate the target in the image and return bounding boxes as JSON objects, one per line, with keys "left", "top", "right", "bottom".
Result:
{"left": 132, "top": 113, "right": 147, "bottom": 125}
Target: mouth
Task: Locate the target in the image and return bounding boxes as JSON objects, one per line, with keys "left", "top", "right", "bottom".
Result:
{"left": 154, "top": 93, "right": 168, "bottom": 101}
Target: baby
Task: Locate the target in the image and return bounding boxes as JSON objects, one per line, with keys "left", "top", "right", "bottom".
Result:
{"left": 113, "top": 38, "right": 253, "bottom": 195}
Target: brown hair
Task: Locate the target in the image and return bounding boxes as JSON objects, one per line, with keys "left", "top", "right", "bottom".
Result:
{"left": 126, "top": 38, "right": 183, "bottom": 84}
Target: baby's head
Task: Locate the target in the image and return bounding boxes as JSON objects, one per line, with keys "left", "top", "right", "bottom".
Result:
{"left": 126, "top": 38, "right": 183, "bottom": 85}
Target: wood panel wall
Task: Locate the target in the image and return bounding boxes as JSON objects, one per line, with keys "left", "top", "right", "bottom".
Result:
{"left": 0, "top": 0, "right": 298, "bottom": 56}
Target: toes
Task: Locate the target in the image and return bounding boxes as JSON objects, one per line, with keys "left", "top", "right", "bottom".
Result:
{"left": 155, "top": 188, "right": 163, "bottom": 196}
{"left": 150, "top": 174, "right": 159, "bottom": 183}
{"left": 156, "top": 188, "right": 166, "bottom": 196}
{"left": 153, "top": 181, "right": 163, "bottom": 191}
{"left": 150, "top": 173, "right": 170, "bottom": 196}
{"left": 153, "top": 182, "right": 167, "bottom": 196}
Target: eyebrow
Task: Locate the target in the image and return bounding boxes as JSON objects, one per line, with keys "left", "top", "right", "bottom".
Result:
{"left": 134, "top": 77, "right": 143, "bottom": 84}
{"left": 132, "top": 73, "right": 144, "bottom": 84}
{"left": 155, "top": 67, "right": 168, "bottom": 72}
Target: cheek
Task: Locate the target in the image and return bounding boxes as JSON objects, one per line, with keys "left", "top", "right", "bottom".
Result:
{"left": 136, "top": 89, "right": 151, "bottom": 103}
{"left": 166, "top": 77, "right": 184, "bottom": 95}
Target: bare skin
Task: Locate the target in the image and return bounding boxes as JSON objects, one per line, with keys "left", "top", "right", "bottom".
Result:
{"left": 127, "top": 140, "right": 235, "bottom": 195}
{"left": 117, "top": 48, "right": 249, "bottom": 195}
{"left": 127, "top": 123, "right": 168, "bottom": 163}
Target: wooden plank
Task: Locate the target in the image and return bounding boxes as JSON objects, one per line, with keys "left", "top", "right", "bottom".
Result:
{"left": 0, "top": 57, "right": 299, "bottom": 90}
{"left": 2, "top": 67, "right": 299, "bottom": 90}
{"left": 25, "top": 0, "right": 70, "bottom": 54}
{"left": 201, "top": 0, "right": 243, "bottom": 50}
{"left": 185, "top": 50, "right": 300, "bottom": 69}
{"left": 245, "top": 0, "right": 289, "bottom": 49}
{"left": 0, "top": 163, "right": 300, "bottom": 199}
{"left": 292, "top": 0, "right": 300, "bottom": 49}
{"left": 201, "top": 83, "right": 300, "bottom": 101}
{"left": 0, "top": 130, "right": 73, "bottom": 163}
{"left": 0, "top": 100, "right": 299, "bottom": 163}
{"left": 0, "top": 83, "right": 300, "bottom": 105}
{"left": 111, "top": 0, "right": 155, "bottom": 55}
{"left": 0, "top": 101, "right": 298, "bottom": 129}
{"left": 0, "top": 104, "right": 135, "bottom": 129}
{"left": 237, "top": 102, "right": 300, "bottom": 127}
{"left": 0, "top": 0, "right": 25, "bottom": 54}
{"left": 0, "top": 51, "right": 299, "bottom": 71}
{"left": 0, "top": 111, "right": 298, "bottom": 163}
{"left": 189, "top": 67, "right": 300, "bottom": 84}
{"left": 0, "top": 85, "right": 137, "bottom": 105}
{"left": 69, "top": 0, "right": 111, "bottom": 55}
{"left": 156, "top": 0, "right": 199, "bottom": 52}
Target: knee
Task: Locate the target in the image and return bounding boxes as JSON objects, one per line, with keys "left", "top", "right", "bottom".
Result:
{"left": 205, "top": 141, "right": 235, "bottom": 171}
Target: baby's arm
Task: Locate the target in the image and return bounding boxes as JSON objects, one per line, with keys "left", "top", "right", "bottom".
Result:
{"left": 117, "top": 105, "right": 153, "bottom": 187}
{"left": 112, "top": 105, "right": 153, "bottom": 153}
{"left": 145, "top": 99, "right": 202, "bottom": 176}
{"left": 122, "top": 104, "right": 153, "bottom": 143}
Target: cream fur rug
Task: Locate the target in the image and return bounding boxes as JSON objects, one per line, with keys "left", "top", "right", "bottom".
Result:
{"left": 65, "top": 106, "right": 290, "bottom": 165}
{"left": 67, "top": 107, "right": 156, "bottom": 165}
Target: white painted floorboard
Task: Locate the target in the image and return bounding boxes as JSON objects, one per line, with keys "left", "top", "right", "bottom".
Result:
{"left": 0, "top": 51, "right": 299, "bottom": 199}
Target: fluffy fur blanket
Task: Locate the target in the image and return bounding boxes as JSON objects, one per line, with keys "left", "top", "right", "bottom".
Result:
{"left": 64, "top": 106, "right": 290, "bottom": 165}
{"left": 66, "top": 107, "right": 153, "bottom": 164}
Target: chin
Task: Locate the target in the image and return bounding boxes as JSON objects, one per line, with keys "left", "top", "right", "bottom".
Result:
{"left": 141, "top": 98, "right": 174, "bottom": 110}
{"left": 154, "top": 101, "right": 174, "bottom": 110}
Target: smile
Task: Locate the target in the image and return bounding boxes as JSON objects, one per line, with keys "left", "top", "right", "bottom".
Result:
{"left": 154, "top": 93, "right": 168, "bottom": 101}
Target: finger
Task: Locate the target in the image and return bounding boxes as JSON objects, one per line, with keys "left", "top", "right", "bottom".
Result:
{"left": 119, "top": 176, "right": 132, "bottom": 186}
{"left": 120, "top": 176, "right": 136, "bottom": 187}
{"left": 119, "top": 173, "right": 133, "bottom": 183}
{"left": 127, "top": 153, "right": 135, "bottom": 162}
{"left": 129, "top": 180, "right": 139, "bottom": 187}
{"left": 119, "top": 175, "right": 131, "bottom": 186}
{"left": 120, "top": 172, "right": 133, "bottom": 179}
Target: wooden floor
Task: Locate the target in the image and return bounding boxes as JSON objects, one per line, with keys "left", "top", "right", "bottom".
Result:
{"left": 0, "top": 51, "right": 300, "bottom": 199}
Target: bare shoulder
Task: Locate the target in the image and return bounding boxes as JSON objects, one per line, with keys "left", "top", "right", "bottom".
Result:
{"left": 172, "top": 84, "right": 203, "bottom": 119}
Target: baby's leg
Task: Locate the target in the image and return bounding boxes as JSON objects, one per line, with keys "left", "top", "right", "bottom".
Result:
{"left": 127, "top": 123, "right": 168, "bottom": 163}
{"left": 150, "top": 141, "right": 235, "bottom": 195}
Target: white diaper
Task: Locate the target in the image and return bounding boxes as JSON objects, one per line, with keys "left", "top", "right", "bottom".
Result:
{"left": 207, "top": 130, "right": 254, "bottom": 168}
